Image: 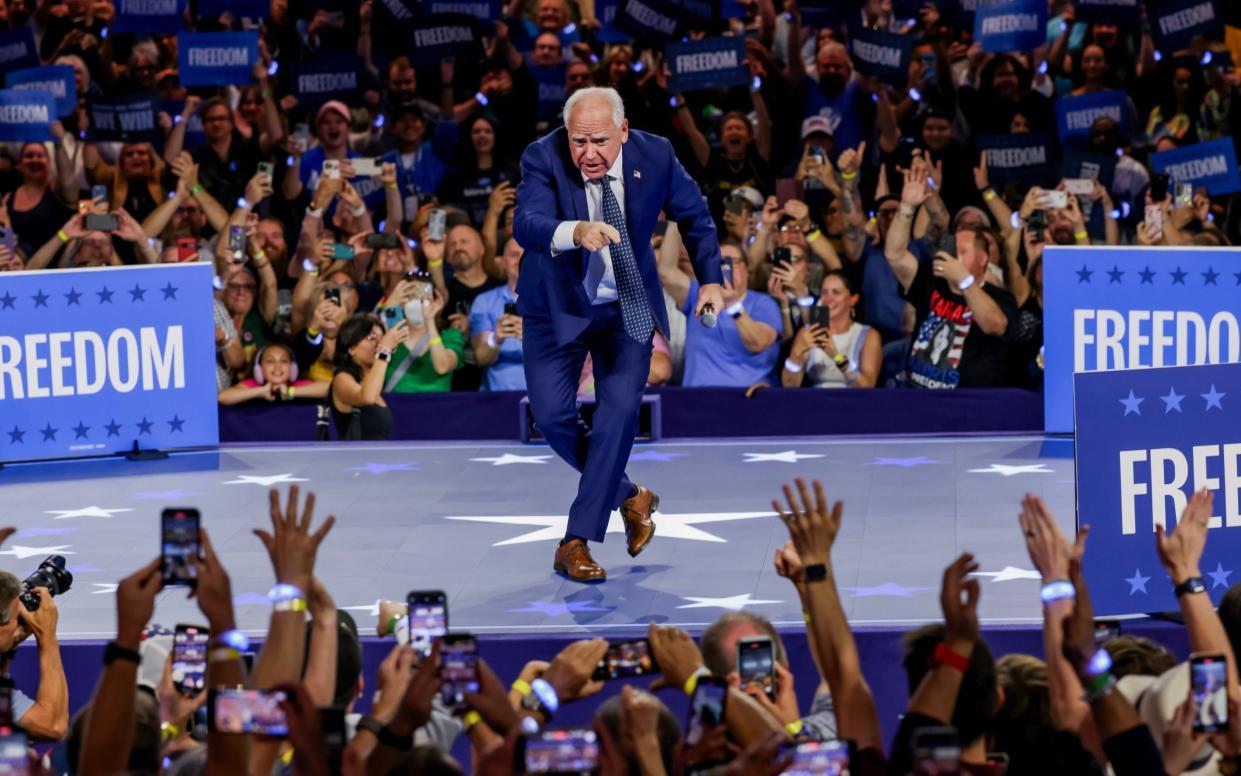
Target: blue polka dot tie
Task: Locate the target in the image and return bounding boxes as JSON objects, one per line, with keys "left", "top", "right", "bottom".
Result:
{"left": 593, "top": 175, "right": 653, "bottom": 343}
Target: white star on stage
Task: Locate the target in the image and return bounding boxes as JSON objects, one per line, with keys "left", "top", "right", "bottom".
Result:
{"left": 971, "top": 566, "right": 1041, "bottom": 582}
{"left": 46, "top": 506, "right": 134, "bottom": 520}
{"left": 743, "top": 450, "right": 825, "bottom": 463}
{"left": 444, "top": 510, "right": 775, "bottom": 546}
{"left": 341, "top": 600, "right": 381, "bottom": 617}
{"left": 967, "top": 463, "right": 1054, "bottom": 477}
{"left": 92, "top": 583, "right": 118, "bottom": 595}
{"left": 0, "top": 544, "right": 75, "bottom": 560}
{"left": 470, "top": 453, "right": 553, "bottom": 466}
{"left": 223, "top": 473, "right": 309, "bottom": 487}
{"left": 676, "top": 594, "right": 782, "bottom": 610}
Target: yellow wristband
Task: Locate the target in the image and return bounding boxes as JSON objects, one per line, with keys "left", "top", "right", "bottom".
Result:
{"left": 805, "top": 229, "right": 823, "bottom": 241}
{"left": 982, "top": 190, "right": 997, "bottom": 202}
{"left": 274, "top": 597, "right": 307, "bottom": 613}
{"left": 840, "top": 171, "right": 858, "bottom": 181}
{"left": 784, "top": 719, "right": 804, "bottom": 736}
{"left": 385, "top": 182, "right": 398, "bottom": 190}
{"left": 161, "top": 722, "right": 181, "bottom": 741}
{"left": 1074, "top": 229, "right": 1089, "bottom": 240}
{"left": 683, "top": 670, "right": 708, "bottom": 697}
{"left": 803, "top": 611, "right": 811, "bottom": 623}
{"left": 429, "top": 336, "right": 443, "bottom": 347}
{"left": 287, "top": 385, "right": 296, "bottom": 399}
{"left": 308, "top": 328, "right": 321, "bottom": 337}
{"left": 511, "top": 679, "right": 532, "bottom": 697}
{"left": 428, "top": 259, "right": 444, "bottom": 268}
{"left": 57, "top": 229, "right": 70, "bottom": 243}
{"left": 209, "top": 647, "right": 241, "bottom": 663}
{"left": 463, "top": 710, "right": 482, "bottom": 731}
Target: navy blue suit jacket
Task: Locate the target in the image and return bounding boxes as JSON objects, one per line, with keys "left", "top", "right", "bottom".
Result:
{"left": 513, "top": 127, "right": 723, "bottom": 346}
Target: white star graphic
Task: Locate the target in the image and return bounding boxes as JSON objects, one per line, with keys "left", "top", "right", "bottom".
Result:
{"left": 971, "top": 566, "right": 1042, "bottom": 582}
{"left": 676, "top": 594, "right": 782, "bottom": 610}
{"left": 341, "top": 600, "right": 381, "bottom": 617}
{"left": 92, "top": 583, "right": 118, "bottom": 595}
{"left": 967, "top": 463, "right": 1054, "bottom": 477}
{"left": 444, "top": 510, "right": 776, "bottom": 546}
{"left": 46, "top": 506, "right": 134, "bottom": 520}
{"left": 223, "top": 473, "right": 310, "bottom": 487}
{"left": 0, "top": 544, "right": 75, "bottom": 560}
{"left": 470, "top": 453, "right": 553, "bottom": 466}
{"left": 743, "top": 450, "right": 825, "bottom": 463}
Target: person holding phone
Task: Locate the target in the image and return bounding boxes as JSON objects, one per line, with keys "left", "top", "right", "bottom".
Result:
{"left": 782, "top": 271, "right": 881, "bottom": 388}
{"left": 381, "top": 286, "right": 462, "bottom": 394}
{"left": 470, "top": 237, "right": 527, "bottom": 391}
{"left": 330, "top": 315, "right": 407, "bottom": 440}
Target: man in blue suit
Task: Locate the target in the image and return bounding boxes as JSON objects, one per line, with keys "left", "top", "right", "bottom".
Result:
{"left": 514, "top": 87, "right": 723, "bottom": 582}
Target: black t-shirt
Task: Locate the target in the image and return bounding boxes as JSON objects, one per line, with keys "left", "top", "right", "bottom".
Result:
{"left": 703, "top": 145, "right": 771, "bottom": 223}
{"left": 447, "top": 273, "right": 504, "bottom": 391}
{"left": 437, "top": 161, "right": 519, "bottom": 227}
{"left": 903, "top": 261, "right": 1017, "bottom": 389}
{"left": 192, "top": 130, "right": 263, "bottom": 211}
{"left": 8, "top": 188, "right": 73, "bottom": 258}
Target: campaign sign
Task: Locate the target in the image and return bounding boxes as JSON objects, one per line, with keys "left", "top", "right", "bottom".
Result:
{"left": 197, "top": 0, "right": 269, "bottom": 16}
{"left": 0, "top": 27, "right": 38, "bottom": 71}
{"left": 86, "top": 93, "right": 158, "bottom": 142}
{"left": 113, "top": 0, "right": 186, "bottom": 34}
{"left": 1062, "top": 147, "right": 1117, "bottom": 191}
{"left": 291, "top": 53, "right": 362, "bottom": 108}
{"left": 179, "top": 32, "right": 259, "bottom": 87}
{"left": 974, "top": 0, "right": 1045, "bottom": 53}
{"left": 1074, "top": 0, "right": 1140, "bottom": 26}
{"left": 371, "top": 0, "right": 416, "bottom": 21}
{"left": 1055, "top": 90, "right": 1130, "bottom": 147}
{"left": 977, "top": 133, "right": 1057, "bottom": 186}
{"left": 530, "top": 63, "right": 567, "bottom": 123}
{"left": 1043, "top": 246, "right": 1241, "bottom": 432}
{"left": 1151, "top": 139, "right": 1241, "bottom": 197}
{"left": 6, "top": 66, "right": 77, "bottom": 119}
{"left": 0, "top": 264, "right": 218, "bottom": 463}
{"left": 426, "top": 0, "right": 501, "bottom": 22}
{"left": 0, "top": 89, "right": 55, "bottom": 142}
{"left": 849, "top": 28, "right": 911, "bottom": 85}
{"left": 1149, "top": 0, "right": 1222, "bottom": 55}
{"left": 614, "top": 0, "right": 680, "bottom": 43}
{"left": 406, "top": 14, "right": 479, "bottom": 67}
{"left": 1074, "top": 362, "right": 1241, "bottom": 616}
{"left": 666, "top": 37, "right": 748, "bottom": 93}
{"left": 595, "top": 0, "right": 629, "bottom": 42}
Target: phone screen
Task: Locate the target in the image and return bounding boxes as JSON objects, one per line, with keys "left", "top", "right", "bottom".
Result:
{"left": 91, "top": 184, "right": 108, "bottom": 203}
{"left": 257, "top": 162, "right": 274, "bottom": 179}
{"left": 913, "top": 726, "right": 960, "bottom": 776}
{"left": 439, "top": 635, "right": 479, "bottom": 710}
{"left": 1192, "top": 654, "right": 1229, "bottom": 734}
{"left": 781, "top": 740, "right": 849, "bottom": 776}
{"left": 406, "top": 591, "right": 447, "bottom": 659}
{"left": 228, "top": 226, "right": 246, "bottom": 257}
{"left": 173, "top": 625, "right": 210, "bottom": 696}
{"left": 686, "top": 678, "right": 727, "bottom": 746}
{"left": 521, "top": 728, "right": 600, "bottom": 774}
{"left": 161, "top": 508, "right": 201, "bottom": 587}
{"left": 332, "top": 243, "right": 356, "bottom": 261}
{"left": 720, "top": 261, "right": 733, "bottom": 288}
{"left": 366, "top": 232, "right": 401, "bottom": 249}
{"left": 808, "top": 306, "right": 830, "bottom": 330}
{"left": 1150, "top": 173, "right": 1170, "bottom": 203}
{"left": 325, "top": 287, "right": 342, "bottom": 306}
{"left": 737, "top": 637, "right": 775, "bottom": 699}
{"left": 0, "top": 732, "right": 27, "bottom": 776}
{"left": 209, "top": 688, "right": 289, "bottom": 736}
{"left": 592, "top": 638, "right": 659, "bottom": 681}
{"left": 177, "top": 237, "right": 197, "bottom": 262}
{"left": 84, "top": 213, "right": 118, "bottom": 232}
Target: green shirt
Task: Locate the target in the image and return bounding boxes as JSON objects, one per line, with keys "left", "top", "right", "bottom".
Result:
{"left": 384, "top": 328, "right": 465, "bottom": 393}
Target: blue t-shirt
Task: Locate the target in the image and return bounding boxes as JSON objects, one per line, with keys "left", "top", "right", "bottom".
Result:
{"left": 469, "top": 284, "right": 527, "bottom": 391}
{"left": 681, "top": 281, "right": 783, "bottom": 387}
{"left": 861, "top": 237, "right": 932, "bottom": 344}
{"left": 800, "top": 80, "right": 870, "bottom": 160}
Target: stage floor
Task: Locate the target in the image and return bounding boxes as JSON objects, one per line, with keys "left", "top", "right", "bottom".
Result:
{"left": 0, "top": 434, "right": 1075, "bottom": 639}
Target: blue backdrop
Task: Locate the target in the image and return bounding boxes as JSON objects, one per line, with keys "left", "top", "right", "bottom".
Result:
{"left": 1044, "top": 246, "right": 1241, "bottom": 433}
{"left": 1075, "top": 363, "right": 1241, "bottom": 617}
{"left": 0, "top": 264, "right": 218, "bottom": 463}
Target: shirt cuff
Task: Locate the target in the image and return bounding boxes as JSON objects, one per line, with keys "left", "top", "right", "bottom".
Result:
{"left": 551, "top": 221, "right": 580, "bottom": 255}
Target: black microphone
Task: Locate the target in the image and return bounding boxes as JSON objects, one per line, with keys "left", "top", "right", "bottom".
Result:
{"left": 701, "top": 303, "right": 717, "bottom": 329}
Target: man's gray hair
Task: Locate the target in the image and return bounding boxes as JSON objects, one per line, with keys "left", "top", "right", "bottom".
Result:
{"left": 0, "top": 572, "right": 20, "bottom": 624}
{"left": 563, "top": 87, "right": 625, "bottom": 129}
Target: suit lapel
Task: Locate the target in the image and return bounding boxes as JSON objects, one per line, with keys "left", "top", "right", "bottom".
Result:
{"left": 621, "top": 145, "right": 639, "bottom": 247}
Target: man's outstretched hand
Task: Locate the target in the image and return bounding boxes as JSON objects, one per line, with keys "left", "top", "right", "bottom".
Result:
{"left": 574, "top": 221, "right": 621, "bottom": 252}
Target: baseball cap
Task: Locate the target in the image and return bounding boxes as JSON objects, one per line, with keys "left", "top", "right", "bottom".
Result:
{"left": 316, "top": 100, "right": 351, "bottom": 125}
{"left": 801, "top": 115, "right": 833, "bottom": 139}
{"left": 729, "top": 186, "right": 764, "bottom": 209}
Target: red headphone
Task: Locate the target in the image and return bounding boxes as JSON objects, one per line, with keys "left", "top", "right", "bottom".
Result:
{"left": 252, "top": 343, "right": 298, "bottom": 385}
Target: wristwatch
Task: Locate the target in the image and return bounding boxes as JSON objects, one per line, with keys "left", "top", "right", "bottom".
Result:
{"left": 356, "top": 715, "right": 384, "bottom": 738}
{"left": 104, "top": 641, "right": 141, "bottom": 666}
{"left": 1174, "top": 576, "right": 1207, "bottom": 597}
{"left": 803, "top": 563, "right": 829, "bottom": 582}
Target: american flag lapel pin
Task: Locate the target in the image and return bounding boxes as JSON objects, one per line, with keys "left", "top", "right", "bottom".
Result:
{"left": 633, "top": 169, "right": 641, "bottom": 179}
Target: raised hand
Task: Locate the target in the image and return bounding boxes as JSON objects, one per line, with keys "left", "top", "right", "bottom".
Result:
{"left": 1156, "top": 488, "right": 1213, "bottom": 585}
{"left": 113, "top": 558, "right": 162, "bottom": 644}
{"left": 253, "top": 485, "right": 335, "bottom": 592}
{"left": 192, "top": 528, "right": 236, "bottom": 630}
{"left": 541, "top": 638, "right": 608, "bottom": 701}
{"left": 940, "top": 552, "right": 981, "bottom": 647}
{"left": 647, "top": 624, "right": 705, "bottom": 691}
{"left": 973, "top": 150, "right": 990, "bottom": 191}
{"left": 773, "top": 477, "right": 841, "bottom": 568}
{"left": 1019, "top": 493, "right": 1088, "bottom": 583}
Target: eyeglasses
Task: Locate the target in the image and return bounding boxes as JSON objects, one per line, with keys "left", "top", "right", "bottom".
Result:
{"left": 176, "top": 206, "right": 200, "bottom": 215}
{"left": 226, "top": 283, "right": 256, "bottom": 293}
{"left": 365, "top": 331, "right": 382, "bottom": 343}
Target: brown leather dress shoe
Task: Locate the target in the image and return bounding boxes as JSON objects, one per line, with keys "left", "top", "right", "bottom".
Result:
{"left": 620, "top": 484, "right": 658, "bottom": 557}
{"left": 554, "top": 539, "right": 607, "bottom": 582}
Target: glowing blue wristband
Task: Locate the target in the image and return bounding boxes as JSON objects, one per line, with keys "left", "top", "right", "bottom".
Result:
{"left": 267, "top": 583, "right": 304, "bottom": 603}
{"left": 530, "top": 678, "right": 559, "bottom": 714}
{"left": 1040, "top": 580, "right": 1075, "bottom": 604}
{"left": 1085, "top": 647, "right": 1113, "bottom": 678}
{"left": 474, "top": 91, "right": 489, "bottom": 107}
{"left": 218, "top": 629, "right": 250, "bottom": 651}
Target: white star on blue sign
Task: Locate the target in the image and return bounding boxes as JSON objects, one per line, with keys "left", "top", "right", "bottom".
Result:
{"left": 1125, "top": 568, "right": 1150, "bottom": 595}
{"left": 1208, "top": 563, "right": 1233, "bottom": 589}
{"left": 1202, "top": 385, "right": 1226, "bottom": 411}
{"left": 1119, "top": 390, "right": 1144, "bottom": 416}
{"left": 1160, "top": 387, "right": 1184, "bottom": 413}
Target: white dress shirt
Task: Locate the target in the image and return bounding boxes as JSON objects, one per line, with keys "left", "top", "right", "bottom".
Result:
{"left": 550, "top": 149, "right": 626, "bottom": 304}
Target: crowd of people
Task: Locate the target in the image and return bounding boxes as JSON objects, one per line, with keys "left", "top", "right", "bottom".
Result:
{"left": 5, "top": 480, "right": 1241, "bottom": 776}
{"left": 0, "top": 0, "right": 1238, "bottom": 418}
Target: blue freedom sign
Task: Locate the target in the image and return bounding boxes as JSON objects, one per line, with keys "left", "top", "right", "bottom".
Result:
{"left": 1151, "top": 139, "right": 1241, "bottom": 197}
{"left": 1055, "top": 90, "right": 1130, "bottom": 147}
{"left": 977, "top": 133, "right": 1057, "bottom": 186}
{"left": 849, "top": 28, "right": 911, "bottom": 85}
{"left": 666, "top": 37, "right": 748, "bottom": 93}
{"left": 87, "top": 93, "right": 158, "bottom": 143}
{"left": 0, "top": 264, "right": 219, "bottom": 463}
{"left": 1149, "top": 0, "right": 1222, "bottom": 55}
{"left": 1044, "top": 246, "right": 1241, "bottom": 433}
{"left": 406, "top": 14, "right": 479, "bottom": 67}
{"left": 974, "top": 0, "right": 1045, "bottom": 53}
{"left": 1063, "top": 147, "right": 1117, "bottom": 190}
{"left": 179, "top": 32, "right": 259, "bottom": 87}
{"left": 113, "top": 0, "right": 186, "bottom": 33}
{"left": 0, "top": 28, "right": 39, "bottom": 71}
{"left": 426, "top": 0, "right": 501, "bottom": 19}
{"left": 613, "top": 0, "right": 680, "bottom": 42}
{"left": 6, "top": 66, "right": 77, "bottom": 118}
{"left": 1074, "top": 362, "right": 1241, "bottom": 617}
{"left": 0, "top": 89, "right": 55, "bottom": 142}
{"left": 291, "top": 53, "right": 362, "bottom": 108}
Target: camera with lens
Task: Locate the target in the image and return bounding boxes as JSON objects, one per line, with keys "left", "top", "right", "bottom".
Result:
{"left": 18, "top": 556, "right": 73, "bottom": 612}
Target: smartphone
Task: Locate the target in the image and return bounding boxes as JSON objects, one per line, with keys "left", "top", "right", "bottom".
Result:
{"left": 919, "top": 51, "right": 937, "bottom": 85}
{"left": 807, "top": 145, "right": 826, "bottom": 163}
{"left": 776, "top": 178, "right": 805, "bottom": 207}
{"left": 366, "top": 232, "right": 401, "bottom": 249}
{"left": 428, "top": 208, "right": 447, "bottom": 241}
{"left": 0, "top": 731, "right": 27, "bottom": 776}
{"left": 515, "top": 727, "right": 599, "bottom": 774}
{"left": 935, "top": 232, "right": 957, "bottom": 258}
{"left": 208, "top": 687, "right": 289, "bottom": 736}
{"left": 84, "top": 213, "right": 119, "bottom": 232}
{"left": 172, "top": 624, "right": 210, "bottom": 696}
{"left": 912, "top": 726, "right": 960, "bottom": 776}
{"left": 382, "top": 305, "right": 405, "bottom": 329}
{"left": 292, "top": 123, "right": 309, "bottom": 152}
{"left": 177, "top": 236, "right": 197, "bottom": 262}
{"left": 320, "top": 706, "right": 347, "bottom": 767}
{"left": 736, "top": 636, "right": 775, "bottom": 701}
{"left": 161, "top": 508, "right": 201, "bottom": 588}
{"left": 771, "top": 245, "right": 792, "bottom": 270}
{"left": 1094, "top": 619, "right": 1121, "bottom": 643}
{"left": 1174, "top": 182, "right": 1194, "bottom": 208}
{"left": 325, "top": 287, "right": 342, "bottom": 306}
{"left": 1150, "top": 172, "right": 1170, "bottom": 203}
{"left": 720, "top": 261, "right": 733, "bottom": 288}
{"left": 439, "top": 634, "right": 479, "bottom": 711}
{"left": 724, "top": 194, "right": 748, "bottom": 216}
{"left": 91, "top": 184, "right": 108, "bottom": 203}
{"left": 351, "top": 157, "right": 382, "bottom": 177}
{"left": 323, "top": 159, "right": 341, "bottom": 180}
{"left": 685, "top": 676, "right": 728, "bottom": 748}
{"left": 779, "top": 740, "right": 850, "bottom": 775}
{"left": 503, "top": 302, "right": 518, "bottom": 317}
{"left": 1040, "top": 189, "right": 1068, "bottom": 210}
{"left": 406, "top": 590, "right": 448, "bottom": 660}
{"left": 592, "top": 638, "right": 659, "bottom": 681}
{"left": 1145, "top": 204, "right": 1164, "bottom": 239}
{"left": 0, "top": 228, "right": 14, "bottom": 254}
{"left": 257, "top": 161, "right": 274, "bottom": 180}
{"left": 1063, "top": 178, "right": 1094, "bottom": 196}
{"left": 1191, "top": 653, "right": 1230, "bottom": 734}
{"left": 331, "top": 243, "right": 355, "bottom": 261}
{"left": 808, "top": 306, "right": 830, "bottom": 329}
{"left": 228, "top": 225, "right": 246, "bottom": 260}
{"left": 1027, "top": 210, "right": 1046, "bottom": 241}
